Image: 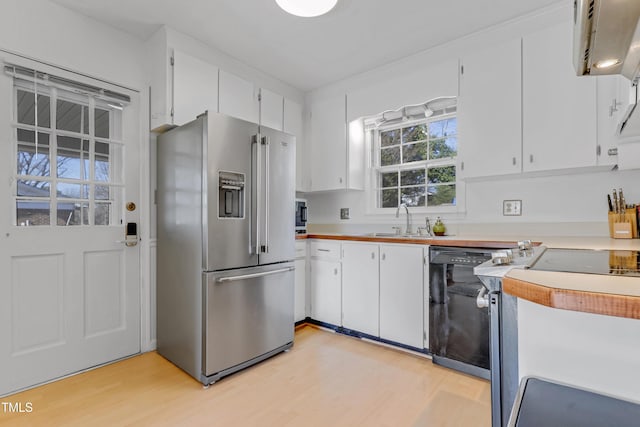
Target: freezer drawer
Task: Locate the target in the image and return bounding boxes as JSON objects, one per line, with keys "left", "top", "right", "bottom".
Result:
{"left": 204, "top": 263, "right": 294, "bottom": 377}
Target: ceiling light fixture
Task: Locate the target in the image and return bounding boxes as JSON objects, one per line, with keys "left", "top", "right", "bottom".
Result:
{"left": 276, "top": 0, "right": 338, "bottom": 17}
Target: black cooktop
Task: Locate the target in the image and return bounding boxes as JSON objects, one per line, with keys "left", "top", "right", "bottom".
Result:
{"left": 529, "top": 248, "right": 640, "bottom": 277}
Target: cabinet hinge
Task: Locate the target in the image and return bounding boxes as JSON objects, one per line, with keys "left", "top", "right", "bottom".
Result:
{"left": 257, "top": 92, "right": 262, "bottom": 102}
{"left": 423, "top": 331, "right": 427, "bottom": 340}
{"left": 460, "top": 64, "right": 464, "bottom": 75}
{"left": 608, "top": 147, "right": 618, "bottom": 156}
{"left": 596, "top": 145, "right": 601, "bottom": 156}
{"left": 424, "top": 256, "right": 427, "bottom": 266}
{"left": 170, "top": 55, "right": 174, "bottom": 66}
{"left": 170, "top": 107, "right": 174, "bottom": 118}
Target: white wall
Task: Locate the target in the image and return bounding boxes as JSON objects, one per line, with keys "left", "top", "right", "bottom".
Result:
{"left": 302, "top": 3, "right": 640, "bottom": 237}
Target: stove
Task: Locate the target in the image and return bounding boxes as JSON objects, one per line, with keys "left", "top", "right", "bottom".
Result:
{"left": 529, "top": 248, "right": 640, "bottom": 277}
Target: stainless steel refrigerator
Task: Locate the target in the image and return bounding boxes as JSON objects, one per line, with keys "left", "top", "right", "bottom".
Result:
{"left": 156, "top": 111, "right": 295, "bottom": 385}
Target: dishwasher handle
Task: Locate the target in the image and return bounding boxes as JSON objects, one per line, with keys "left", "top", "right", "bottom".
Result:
{"left": 216, "top": 267, "right": 295, "bottom": 283}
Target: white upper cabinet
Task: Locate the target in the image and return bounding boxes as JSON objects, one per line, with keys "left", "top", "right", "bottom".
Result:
{"left": 173, "top": 50, "right": 219, "bottom": 127}
{"left": 522, "top": 21, "right": 597, "bottom": 172}
{"left": 219, "top": 69, "right": 258, "bottom": 124}
{"left": 284, "top": 98, "right": 309, "bottom": 192}
{"left": 259, "top": 88, "right": 283, "bottom": 131}
{"left": 307, "top": 93, "right": 364, "bottom": 192}
{"left": 457, "top": 38, "right": 522, "bottom": 179}
{"left": 309, "top": 93, "right": 348, "bottom": 191}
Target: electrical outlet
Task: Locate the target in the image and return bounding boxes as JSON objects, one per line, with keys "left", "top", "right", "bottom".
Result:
{"left": 340, "top": 208, "right": 350, "bottom": 220}
{"left": 503, "top": 200, "right": 522, "bottom": 216}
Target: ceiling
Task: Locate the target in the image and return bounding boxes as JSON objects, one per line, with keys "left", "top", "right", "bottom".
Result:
{"left": 51, "top": 0, "right": 563, "bottom": 92}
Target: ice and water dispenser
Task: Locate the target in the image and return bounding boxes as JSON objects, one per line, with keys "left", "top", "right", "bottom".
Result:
{"left": 218, "top": 171, "right": 244, "bottom": 218}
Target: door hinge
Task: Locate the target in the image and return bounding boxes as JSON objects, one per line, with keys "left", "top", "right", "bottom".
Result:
{"left": 460, "top": 64, "right": 464, "bottom": 75}
{"left": 423, "top": 331, "right": 427, "bottom": 340}
{"left": 170, "top": 55, "right": 174, "bottom": 66}
{"left": 424, "top": 256, "right": 427, "bottom": 266}
{"left": 596, "top": 145, "right": 601, "bottom": 156}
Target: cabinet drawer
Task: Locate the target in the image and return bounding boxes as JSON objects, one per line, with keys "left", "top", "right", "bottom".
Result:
{"left": 309, "top": 241, "right": 341, "bottom": 260}
{"left": 295, "top": 241, "right": 307, "bottom": 258}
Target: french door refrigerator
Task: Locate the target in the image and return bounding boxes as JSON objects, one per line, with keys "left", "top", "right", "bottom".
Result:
{"left": 157, "top": 111, "right": 296, "bottom": 385}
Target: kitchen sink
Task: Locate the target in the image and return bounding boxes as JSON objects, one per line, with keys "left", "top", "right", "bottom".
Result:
{"left": 359, "top": 232, "right": 431, "bottom": 238}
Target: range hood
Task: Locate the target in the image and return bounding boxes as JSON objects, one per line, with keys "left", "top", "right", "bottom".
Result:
{"left": 573, "top": 0, "right": 640, "bottom": 80}
{"left": 574, "top": 0, "right": 640, "bottom": 137}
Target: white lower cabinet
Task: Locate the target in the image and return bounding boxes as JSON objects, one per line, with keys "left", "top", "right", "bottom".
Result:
{"left": 309, "top": 241, "right": 342, "bottom": 326}
{"left": 294, "top": 241, "right": 307, "bottom": 322}
{"left": 379, "top": 244, "right": 426, "bottom": 349}
{"left": 341, "top": 242, "right": 379, "bottom": 337}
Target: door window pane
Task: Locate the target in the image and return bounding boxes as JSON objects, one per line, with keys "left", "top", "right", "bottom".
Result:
{"left": 95, "top": 202, "right": 111, "bottom": 225}
{"left": 17, "top": 180, "right": 50, "bottom": 197}
{"left": 57, "top": 137, "right": 89, "bottom": 179}
{"left": 95, "top": 142, "right": 110, "bottom": 182}
{"left": 17, "top": 200, "right": 51, "bottom": 226}
{"left": 17, "top": 130, "right": 50, "bottom": 177}
{"left": 17, "top": 90, "right": 51, "bottom": 128}
{"left": 56, "top": 99, "right": 86, "bottom": 133}
{"left": 57, "top": 183, "right": 89, "bottom": 199}
{"left": 57, "top": 201, "right": 88, "bottom": 226}
{"left": 95, "top": 108, "right": 110, "bottom": 138}
{"left": 95, "top": 185, "right": 110, "bottom": 201}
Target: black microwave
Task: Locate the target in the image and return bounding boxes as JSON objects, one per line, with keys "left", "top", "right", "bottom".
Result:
{"left": 295, "top": 199, "right": 307, "bottom": 234}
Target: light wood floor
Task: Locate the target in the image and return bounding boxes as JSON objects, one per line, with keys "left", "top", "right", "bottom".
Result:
{"left": 0, "top": 326, "right": 490, "bottom": 426}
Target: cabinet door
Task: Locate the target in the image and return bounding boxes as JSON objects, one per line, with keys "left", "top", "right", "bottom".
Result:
{"left": 379, "top": 245, "right": 424, "bottom": 348}
{"left": 284, "top": 98, "right": 309, "bottom": 192}
{"left": 310, "top": 259, "right": 341, "bottom": 326}
{"left": 260, "top": 88, "right": 284, "bottom": 131}
{"left": 522, "top": 22, "right": 597, "bottom": 172}
{"left": 219, "top": 69, "right": 258, "bottom": 123}
{"left": 342, "top": 243, "right": 379, "bottom": 337}
{"left": 173, "top": 50, "right": 219, "bottom": 126}
{"left": 294, "top": 257, "right": 306, "bottom": 322}
{"left": 458, "top": 38, "right": 522, "bottom": 178}
{"left": 309, "top": 94, "right": 347, "bottom": 191}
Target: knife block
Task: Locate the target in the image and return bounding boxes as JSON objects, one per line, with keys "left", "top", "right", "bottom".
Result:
{"left": 608, "top": 209, "right": 638, "bottom": 239}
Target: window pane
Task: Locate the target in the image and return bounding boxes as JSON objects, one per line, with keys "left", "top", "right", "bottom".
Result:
{"left": 428, "top": 184, "right": 456, "bottom": 206}
{"left": 17, "top": 180, "right": 50, "bottom": 197}
{"left": 401, "top": 186, "right": 426, "bottom": 207}
{"left": 56, "top": 99, "right": 85, "bottom": 133}
{"left": 95, "top": 185, "right": 110, "bottom": 201}
{"left": 17, "top": 91, "right": 51, "bottom": 128}
{"left": 17, "top": 130, "right": 50, "bottom": 177}
{"left": 57, "top": 183, "right": 89, "bottom": 199}
{"left": 58, "top": 202, "right": 88, "bottom": 226}
{"left": 428, "top": 166, "right": 456, "bottom": 184}
{"left": 381, "top": 146, "right": 400, "bottom": 166}
{"left": 400, "top": 169, "right": 426, "bottom": 186}
{"left": 403, "top": 142, "right": 428, "bottom": 163}
{"left": 402, "top": 124, "right": 427, "bottom": 143}
{"left": 95, "top": 142, "right": 110, "bottom": 182}
{"left": 380, "top": 172, "right": 398, "bottom": 188}
{"left": 95, "top": 108, "right": 110, "bottom": 138}
{"left": 82, "top": 106, "right": 89, "bottom": 135}
{"left": 95, "top": 202, "right": 111, "bottom": 225}
{"left": 430, "top": 118, "right": 457, "bottom": 138}
{"left": 430, "top": 137, "right": 457, "bottom": 159}
{"left": 57, "top": 136, "right": 89, "bottom": 179}
{"left": 380, "top": 129, "right": 400, "bottom": 147}
{"left": 381, "top": 189, "right": 398, "bottom": 208}
{"left": 17, "top": 200, "right": 50, "bottom": 226}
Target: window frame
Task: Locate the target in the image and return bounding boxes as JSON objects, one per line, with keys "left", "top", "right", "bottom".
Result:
{"left": 11, "top": 80, "right": 125, "bottom": 227}
{"left": 364, "top": 111, "right": 464, "bottom": 215}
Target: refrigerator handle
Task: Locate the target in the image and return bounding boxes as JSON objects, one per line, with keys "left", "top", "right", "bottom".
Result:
{"left": 262, "top": 135, "right": 270, "bottom": 253}
{"left": 252, "top": 134, "right": 261, "bottom": 255}
{"left": 216, "top": 266, "right": 295, "bottom": 283}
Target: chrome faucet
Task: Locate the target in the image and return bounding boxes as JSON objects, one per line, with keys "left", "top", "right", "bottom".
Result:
{"left": 395, "top": 203, "right": 412, "bottom": 235}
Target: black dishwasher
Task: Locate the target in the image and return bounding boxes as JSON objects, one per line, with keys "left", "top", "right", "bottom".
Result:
{"left": 429, "top": 246, "right": 493, "bottom": 379}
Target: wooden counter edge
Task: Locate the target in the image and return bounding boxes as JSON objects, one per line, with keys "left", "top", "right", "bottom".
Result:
{"left": 503, "top": 276, "right": 640, "bottom": 320}
{"left": 303, "top": 234, "right": 534, "bottom": 248}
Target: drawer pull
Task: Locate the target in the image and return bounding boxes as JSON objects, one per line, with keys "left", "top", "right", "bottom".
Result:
{"left": 317, "top": 249, "right": 330, "bottom": 252}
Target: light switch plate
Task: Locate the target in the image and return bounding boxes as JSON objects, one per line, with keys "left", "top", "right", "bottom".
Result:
{"left": 503, "top": 200, "right": 522, "bottom": 216}
{"left": 340, "top": 208, "right": 350, "bottom": 220}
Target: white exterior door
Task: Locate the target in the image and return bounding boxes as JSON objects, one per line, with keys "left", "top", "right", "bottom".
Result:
{"left": 0, "top": 57, "right": 141, "bottom": 396}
